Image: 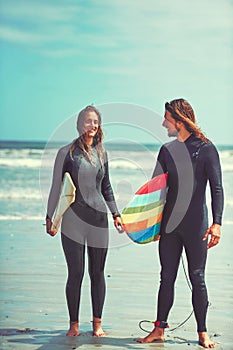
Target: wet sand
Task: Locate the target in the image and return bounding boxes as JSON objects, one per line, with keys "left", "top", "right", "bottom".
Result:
{"left": 0, "top": 219, "right": 232, "bottom": 349}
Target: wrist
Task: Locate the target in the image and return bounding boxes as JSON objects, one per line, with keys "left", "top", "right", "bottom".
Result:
{"left": 112, "top": 212, "right": 121, "bottom": 219}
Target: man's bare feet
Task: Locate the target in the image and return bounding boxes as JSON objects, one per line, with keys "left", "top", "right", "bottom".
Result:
{"left": 198, "top": 332, "right": 217, "bottom": 348}
{"left": 92, "top": 317, "right": 105, "bottom": 337}
{"left": 66, "top": 321, "right": 80, "bottom": 336}
{"left": 137, "top": 327, "right": 165, "bottom": 343}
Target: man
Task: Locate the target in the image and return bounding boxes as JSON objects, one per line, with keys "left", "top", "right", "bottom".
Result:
{"left": 137, "top": 99, "right": 223, "bottom": 348}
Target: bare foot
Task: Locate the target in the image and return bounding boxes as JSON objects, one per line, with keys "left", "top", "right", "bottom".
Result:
{"left": 198, "top": 332, "right": 217, "bottom": 348}
{"left": 66, "top": 321, "right": 80, "bottom": 336}
{"left": 137, "top": 327, "right": 164, "bottom": 343}
{"left": 92, "top": 317, "right": 106, "bottom": 337}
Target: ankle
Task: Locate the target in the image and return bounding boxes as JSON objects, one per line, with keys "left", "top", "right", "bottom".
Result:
{"left": 92, "top": 317, "right": 102, "bottom": 324}
{"left": 66, "top": 321, "right": 79, "bottom": 336}
{"left": 154, "top": 321, "right": 169, "bottom": 329}
{"left": 69, "top": 321, "right": 78, "bottom": 329}
{"left": 198, "top": 331, "right": 209, "bottom": 339}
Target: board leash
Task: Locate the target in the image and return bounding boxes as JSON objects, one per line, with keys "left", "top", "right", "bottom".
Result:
{"left": 138, "top": 254, "right": 194, "bottom": 333}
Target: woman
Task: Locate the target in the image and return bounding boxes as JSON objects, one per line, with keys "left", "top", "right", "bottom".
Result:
{"left": 46, "top": 105, "right": 123, "bottom": 337}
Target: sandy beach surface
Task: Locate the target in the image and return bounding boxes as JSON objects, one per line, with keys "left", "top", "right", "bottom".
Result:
{"left": 0, "top": 217, "right": 232, "bottom": 350}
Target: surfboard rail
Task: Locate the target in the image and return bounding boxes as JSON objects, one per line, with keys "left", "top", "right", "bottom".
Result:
{"left": 51, "top": 172, "right": 76, "bottom": 235}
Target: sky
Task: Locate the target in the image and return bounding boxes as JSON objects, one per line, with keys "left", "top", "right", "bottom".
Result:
{"left": 0, "top": 0, "right": 233, "bottom": 145}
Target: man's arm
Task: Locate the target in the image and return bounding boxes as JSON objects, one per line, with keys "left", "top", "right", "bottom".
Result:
{"left": 203, "top": 143, "right": 224, "bottom": 249}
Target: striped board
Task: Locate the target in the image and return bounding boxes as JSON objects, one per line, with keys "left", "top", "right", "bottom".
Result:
{"left": 121, "top": 173, "right": 168, "bottom": 244}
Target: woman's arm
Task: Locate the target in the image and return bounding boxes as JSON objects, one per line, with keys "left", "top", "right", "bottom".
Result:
{"left": 46, "top": 145, "right": 70, "bottom": 234}
{"left": 101, "top": 152, "right": 118, "bottom": 214}
{"left": 101, "top": 152, "right": 124, "bottom": 233}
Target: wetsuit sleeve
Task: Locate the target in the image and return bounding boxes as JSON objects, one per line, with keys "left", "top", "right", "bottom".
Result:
{"left": 101, "top": 152, "right": 119, "bottom": 215}
{"left": 204, "top": 143, "right": 224, "bottom": 225}
{"left": 152, "top": 146, "right": 167, "bottom": 178}
{"left": 46, "top": 146, "right": 69, "bottom": 220}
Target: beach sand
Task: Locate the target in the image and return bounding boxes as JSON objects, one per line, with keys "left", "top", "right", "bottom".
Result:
{"left": 0, "top": 218, "right": 232, "bottom": 350}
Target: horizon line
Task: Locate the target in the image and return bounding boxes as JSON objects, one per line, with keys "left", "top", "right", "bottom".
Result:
{"left": 0, "top": 139, "right": 233, "bottom": 148}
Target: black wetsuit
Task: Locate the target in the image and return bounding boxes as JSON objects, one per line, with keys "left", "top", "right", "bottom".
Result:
{"left": 152, "top": 134, "right": 224, "bottom": 332}
{"left": 47, "top": 144, "right": 118, "bottom": 322}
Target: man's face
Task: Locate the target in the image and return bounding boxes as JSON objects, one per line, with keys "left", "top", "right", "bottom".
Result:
{"left": 162, "top": 111, "right": 180, "bottom": 137}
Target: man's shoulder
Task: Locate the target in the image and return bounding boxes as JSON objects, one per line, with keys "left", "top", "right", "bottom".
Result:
{"left": 187, "top": 137, "right": 217, "bottom": 156}
{"left": 201, "top": 141, "right": 219, "bottom": 157}
{"left": 164, "top": 139, "right": 176, "bottom": 146}
{"left": 201, "top": 141, "right": 216, "bottom": 152}
{"left": 162, "top": 139, "right": 178, "bottom": 150}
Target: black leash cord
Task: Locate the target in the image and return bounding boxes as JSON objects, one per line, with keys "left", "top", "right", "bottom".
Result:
{"left": 138, "top": 254, "right": 194, "bottom": 333}
{"left": 139, "top": 320, "right": 154, "bottom": 333}
{"left": 139, "top": 310, "right": 194, "bottom": 333}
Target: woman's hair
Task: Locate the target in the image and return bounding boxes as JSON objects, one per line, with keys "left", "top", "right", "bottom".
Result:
{"left": 70, "top": 105, "right": 105, "bottom": 166}
{"left": 165, "top": 98, "right": 210, "bottom": 143}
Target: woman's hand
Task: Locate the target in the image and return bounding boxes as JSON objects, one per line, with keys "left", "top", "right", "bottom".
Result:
{"left": 203, "top": 223, "right": 221, "bottom": 249}
{"left": 46, "top": 217, "right": 57, "bottom": 237}
{"left": 114, "top": 216, "right": 124, "bottom": 233}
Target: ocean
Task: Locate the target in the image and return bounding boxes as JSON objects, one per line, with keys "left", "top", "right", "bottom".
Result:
{"left": 0, "top": 140, "right": 232, "bottom": 239}
{"left": 0, "top": 140, "right": 233, "bottom": 349}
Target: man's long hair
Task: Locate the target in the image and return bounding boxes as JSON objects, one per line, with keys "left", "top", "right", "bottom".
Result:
{"left": 165, "top": 99, "right": 210, "bottom": 143}
{"left": 70, "top": 105, "right": 105, "bottom": 166}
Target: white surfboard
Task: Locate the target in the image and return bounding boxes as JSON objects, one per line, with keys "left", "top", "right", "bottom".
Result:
{"left": 51, "top": 172, "right": 76, "bottom": 235}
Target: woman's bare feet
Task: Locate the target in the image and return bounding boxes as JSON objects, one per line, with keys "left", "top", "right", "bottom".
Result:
{"left": 198, "top": 332, "right": 217, "bottom": 348}
{"left": 137, "top": 327, "right": 165, "bottom": 343}
{"left": 66, "top": 321, "right": 80, "bottom": 336}
{"left": 92, "top": 317, "right": 105, "bottom": 337}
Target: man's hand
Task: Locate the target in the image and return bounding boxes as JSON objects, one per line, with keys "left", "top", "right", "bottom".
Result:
{"left": 203, "top": 223, "right": 221, "bottom": 249}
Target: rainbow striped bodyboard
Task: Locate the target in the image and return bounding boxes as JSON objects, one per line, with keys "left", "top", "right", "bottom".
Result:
{"left": 121, "top": 173, "right": 168, "bottom": 244}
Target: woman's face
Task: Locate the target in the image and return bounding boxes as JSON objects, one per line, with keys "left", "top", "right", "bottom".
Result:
{"left": 83, "top": 111, "right": 99, "bottom": 138}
